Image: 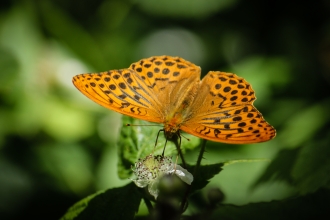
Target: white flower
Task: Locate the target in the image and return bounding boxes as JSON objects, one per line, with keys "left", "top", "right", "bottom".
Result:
{"left": 132, "top": 154, "right": 193, "bottom": 199}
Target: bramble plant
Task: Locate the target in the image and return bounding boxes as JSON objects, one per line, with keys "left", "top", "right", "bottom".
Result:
{"left": 60, "top": 117, "right": 267, "bottom": 219}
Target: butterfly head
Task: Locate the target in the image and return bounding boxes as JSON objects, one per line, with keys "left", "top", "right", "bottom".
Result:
{"left": 163, "top": 122, "right": 181, "bottom": 141}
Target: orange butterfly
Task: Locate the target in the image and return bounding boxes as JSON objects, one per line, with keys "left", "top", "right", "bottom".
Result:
{"left": 73, "top": 56, "right": 275, "bottom": 144}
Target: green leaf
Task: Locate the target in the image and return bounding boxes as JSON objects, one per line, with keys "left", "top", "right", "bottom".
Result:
{"left": 0, "top": 47, "right": 20, "bottom": 106}
{"left": 251, "top": 148, "right": 299, "bottom": 188}
{"left": 187, "top": 158, "right": 268, "bottom": 194}
{"left": 278, "top": 103, "right": 330, "bottom": 149}
{"left": 0, "top": 47, "right": 19, "bottom": 84}
{"left": 210, "top": 189, "right": 330, "bottom": 220}
{"left": 187, "top": 162, "right": 224, "bottom": 193}
{"left": 253, "top": 138, "right": 330, "bottom": 195}
{"left": 117, "top": 116, "right": 200, "bottom": 179}
{"left": 60, "top": 191, "right": 103, "bottom": 220}
{"left": 292, "top": 139, "right": 330, "bottom": 194}
{"left": 60, "top": 182, "right": 142, "bottom": 220}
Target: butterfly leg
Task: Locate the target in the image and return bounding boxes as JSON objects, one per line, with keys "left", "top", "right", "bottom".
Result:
{"left": 173, "top": 132, "right": 186, "bottom": 168}
{"left": 154, "top": 129, "right": 164, "bottom": 154}
{"left": 161, "top": 138, "right": 168, "bottom": 156}
{"left": 194, "top": 139, "right": 207, "bottom": 174}
{"left": 157, "top": 130, "right": 187, "bottom": 167}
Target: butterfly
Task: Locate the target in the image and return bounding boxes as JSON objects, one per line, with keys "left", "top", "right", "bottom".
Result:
{"left": 72, "top": 56, "right": 276, "bottom": 144}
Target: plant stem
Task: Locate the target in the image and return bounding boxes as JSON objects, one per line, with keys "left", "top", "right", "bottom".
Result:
{"left": 194, "top": 139, "right": 207, "bottom": 175}
{"left": 180, "top": 139, "right": 207, "bottom": 212}
{"left": 174, "top": 134, "right": 186, "bottom": 167}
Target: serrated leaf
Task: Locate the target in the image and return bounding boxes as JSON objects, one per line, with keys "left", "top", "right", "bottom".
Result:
{"left": 186, "top": 163, "right": 224, "bottom": 193}
{"left": 60, "top": 191, "right": 103, "bottom": 220}
{"left": 188, "top": 159, "right": 268, "bottom": 194}
{"left": 117, "top": 116, "right": 200, "bottom": 179}
{"left": 60, "top": 182, "right": 142, "bottom": 220}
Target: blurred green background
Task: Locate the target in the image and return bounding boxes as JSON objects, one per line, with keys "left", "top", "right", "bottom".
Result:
{"left": 1, "top": 0, "right": 330, "bottom": 219}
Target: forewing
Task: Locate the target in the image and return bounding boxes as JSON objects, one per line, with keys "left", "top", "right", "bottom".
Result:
{"left": 72, "top": 69, "right": 163, "bottom": 123}
{"left": 72, "top": 56, "right": 201, "bottom": 123}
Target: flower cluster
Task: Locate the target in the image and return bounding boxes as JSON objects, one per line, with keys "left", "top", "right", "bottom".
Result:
{"left": 132, "top": 154, "right": 193, "bottom": 199}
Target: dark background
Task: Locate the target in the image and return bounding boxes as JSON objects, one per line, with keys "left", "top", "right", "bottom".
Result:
{"left": 1, "top": 0, "right": 330, "bottom": 219}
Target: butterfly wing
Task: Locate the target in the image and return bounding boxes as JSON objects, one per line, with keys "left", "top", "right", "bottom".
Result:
{"left": 72, "top": 56, "right": 201, "bottom": 124}
{"left": 128, "top": 56, "right": 201, "bottom": 119}
{"left": 181, "top": 71, "right": 276, "bottom": 144}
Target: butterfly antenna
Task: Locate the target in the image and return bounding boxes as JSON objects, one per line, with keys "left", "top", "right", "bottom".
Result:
{"left": 126, "top": 123, "right": 162, "bottom": 127}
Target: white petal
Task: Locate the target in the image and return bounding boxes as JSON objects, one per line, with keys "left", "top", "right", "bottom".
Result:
{"left": 148, "top": 180, "right": 160, "bottom": 199}
{"left": 133, "top": 179, "right": 149, "bottom": 188}
{"left": 174, "top": 165, "right": 193, "bottom": 185}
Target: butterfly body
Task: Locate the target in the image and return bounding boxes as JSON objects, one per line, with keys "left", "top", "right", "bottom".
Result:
{"left": 73, "top": 56, "right": 276, "bottom": 144}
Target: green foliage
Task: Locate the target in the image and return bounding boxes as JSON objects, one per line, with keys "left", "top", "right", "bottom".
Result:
{"left": 62, "top": 134, "right": 275, "bottom": 219}
{"left": 251, "top": 102, "right": 330, "bottom": 199}
{"left": 61, "top": 161, "right": 225, "bottom": 220}
{"left": 211, "top": 189, "right": 330, "bottom": 220}
{"left": 61, "top": 183, "right": 142, "bottom": 220}
{"left": 38, "top": 1, "right": 108, "bottom": 70}
{"left": 187, "top": 163, "right": 224, "bottom": 194}
{"left": 253, "top": 137, "right": 330, "bottom": 195}
{"left": 136, "top": 0, "right": 237, "bottom": 19}
{"left": 292, "top": 139, "right": 330, "bottom": 194}
{"left": 60, "top": 128, "right": 225, "bottom": 219}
